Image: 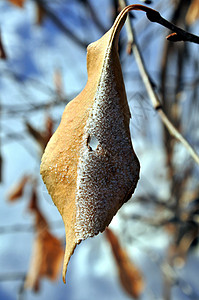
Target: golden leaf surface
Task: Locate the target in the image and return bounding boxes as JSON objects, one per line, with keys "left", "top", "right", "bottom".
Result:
{"left": 40, "top": 5, "right": 141, "bottom": 282}
{"left": 105, "top": 228, "right": 144, "bottom": 299}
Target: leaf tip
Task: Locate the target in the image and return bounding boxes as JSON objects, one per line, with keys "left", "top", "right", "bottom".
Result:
{"left": 62, "top": 271, "right": 66, "bottom": 284}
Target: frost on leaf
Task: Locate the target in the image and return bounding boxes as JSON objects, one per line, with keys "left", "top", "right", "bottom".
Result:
{"left": 40, "top": 5, "right": 140, "bottom": 283}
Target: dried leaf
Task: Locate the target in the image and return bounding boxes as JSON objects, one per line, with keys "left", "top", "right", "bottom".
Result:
{"left": 168, "top": 221, "right": 198, "bottom": 267}
{"left": 28, "top": 187, "right": 48, "bottom": 231}
{"left": 8, "top": 0, "right": 25, "bottom": 8}
{"left": 7, "top": 175, "right": 29, "bottom": 201}
{"left": 25, "top": 190, "right": 64, "bottom": 291}
{"left": 26, "top": 116, "right": 53, "bottom": 153}
{"left": 35, "top": 3, "right": 46, "bottom": 25}
{"left": 105, "top": 228, "right": 144, "bottom": 299}
{"left": 0, "top": 33, "right": 6, "bottom": 60}
{"left": 186, "top": 0, "right": 199, "bottom": 25}
{"left": 40, "top": 6, "right": 140, "bottom": 282}
{"left": 25, "top": 229, "right": 64, "bottom": 291}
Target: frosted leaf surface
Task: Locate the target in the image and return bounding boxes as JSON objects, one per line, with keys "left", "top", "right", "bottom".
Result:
{"left": 75, "top": 52, "right": 140, "bottom": 241}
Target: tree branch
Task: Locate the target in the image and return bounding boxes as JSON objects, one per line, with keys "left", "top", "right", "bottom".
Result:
{"left": 0, "top": 272, "right": 26, "bottom": 281}
{"left": 120, "top": 3, "right": 199, "bottom": 44}
{"left": 33, "top": 0, "right": 89, "bottom": 48}
{"left": 119, "top": 0, "right": 199, "bottom": 165}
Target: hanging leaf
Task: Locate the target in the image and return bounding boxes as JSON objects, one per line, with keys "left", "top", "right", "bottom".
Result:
{"left": 40, "top": 5, "right": 141, "bottom": 282}
{"left": 25, "top": 189, "right": 64, "bottom": 291}
{"left": 25, "top": 228, "right": 64, "bottom": 291}
{"left": 8, "top": 0, "right": 25, "bottom": 8}
{"left": 186, "top": 0, "right": 199, "bottom": 25}
{"left": 105, "top": 228, "right": 144, "bottom": 299}
{"left": 7, "top": 175, "right": 29, "bottom": 201}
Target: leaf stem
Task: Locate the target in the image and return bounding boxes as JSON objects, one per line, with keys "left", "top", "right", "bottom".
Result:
{"left": 119, "top": 0, "right": 199, "bottom": 165}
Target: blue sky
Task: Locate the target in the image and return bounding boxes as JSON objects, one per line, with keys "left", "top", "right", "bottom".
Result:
{"left": 0, "top": 0, "right": 199, "bottom": 299}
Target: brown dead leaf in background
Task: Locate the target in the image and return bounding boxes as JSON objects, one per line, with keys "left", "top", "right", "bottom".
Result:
{"left": 168, "top": 222, "right": 199, "bottom": 268}
{"left": 0, "top": 33, "right": 7, "bottom": 60}
{"left": 41, "top": 5, "right": 140, "bottom": 282}
{"left": 35, "top": 3, "right": 46, "bottom": 25}
{"left": 25, "top": 228, "right": 64, "bottom": 291}
{"left": 26, "top": 116, "right": 53, "bottom": 153}
{"left": 8, "top": 0, "right": 25, "bottom": 8}
{"left": 28, "top": 186, "right": 48, "bottom": 231}
{"left": 25, "top": 189, "right": 64, "bottom": 291}
{"left": 7, "top": 175, "right": 29, "bottom": 201}
{"left": 105, "top": 228, "right": 144, "bottom": 299}
{"left": 186, "top": 0, "right": 199, "bottom": 25}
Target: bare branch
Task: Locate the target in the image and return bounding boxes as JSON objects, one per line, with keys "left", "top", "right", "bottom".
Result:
{"left": 119, "top": 0, "right": 199, "bottom": 165}
{"left": 0, "top": 272, "right": 26, "bottom": 282}
{"left": 120, "top": 3, "right": 199, "bottom": 44}
{"left": 32, "top": 0, "right": 89, "bottom": 48}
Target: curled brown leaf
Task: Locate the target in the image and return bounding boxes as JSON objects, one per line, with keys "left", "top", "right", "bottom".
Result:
{"left": 105, "top": 228, "right": 144, "bottom": 299}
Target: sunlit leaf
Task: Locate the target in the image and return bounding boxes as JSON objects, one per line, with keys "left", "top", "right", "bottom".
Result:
{"left": 7, "top": 175, "right": 29, "bottom": 201}
{"left": 105, "top": 228, "right": 144, "bottom": 299}
{"left": 40, "top": 6, "right": 140, "bottom": 282}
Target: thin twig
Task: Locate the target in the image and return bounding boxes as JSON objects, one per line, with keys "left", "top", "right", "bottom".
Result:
{"left": 78, "top": 0, "right": 107, "bottom": 33}
{"left": 119, "top": 0, "right": 199, "bottom": 165}
{"left": 0, "top": 272, "right": 26, "bottom": 281}
{"left": 32, "top": 0, "right": 89, "bottom": 48}
{"left": 120, "top": 3, "right": 199, "bottom": 44}
{"left": 0, "top": 220, "right": 63, "bottom": 234}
